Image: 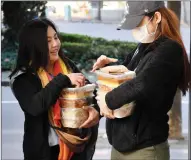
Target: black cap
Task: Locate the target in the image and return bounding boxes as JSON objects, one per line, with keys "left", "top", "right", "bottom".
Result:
{"left": 117, "top": 1, "right": 165, "bottom": 30}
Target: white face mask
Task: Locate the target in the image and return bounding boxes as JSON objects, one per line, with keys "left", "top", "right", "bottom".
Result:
{"left": 132, "top": 17, "right": 158, "bottom": 43}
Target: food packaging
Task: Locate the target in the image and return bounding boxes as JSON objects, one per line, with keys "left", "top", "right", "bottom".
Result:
{"left": 60, "top": 84, "right": 96, "bottom": 128}
{"left": 61, "top": 108, "right": 89, "bottom": 128}
{"left": 95, "top": 70, "right": 136, "bottom": 81}
{"left": 113, "top": 102, "right": 135, "bottom": 118}
{"left": 95, "top": 66, "right": 136, "bottom": 118}
{"left": 99, "top": 65, "right": 128, "bottom": 74}
{"left": 61, "top": 84, "right": 96, "bottom": 99}
{"left": 59, "top": 97, "right": 93, "bottom": 108}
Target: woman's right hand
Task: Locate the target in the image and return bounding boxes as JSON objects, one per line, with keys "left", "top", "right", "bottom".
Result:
{"left": 91, "top": 55, "right": 118, "bottom": 72}
{"left": 67, "top": 73, "right": 85, "bottom": 87}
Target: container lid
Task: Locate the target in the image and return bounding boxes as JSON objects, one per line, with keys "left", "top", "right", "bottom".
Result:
{"left": 95, "top": 70, "right": 136, "bottom": 80}
{"left": 62, "top": 84, "right": 96, "bottom": 93}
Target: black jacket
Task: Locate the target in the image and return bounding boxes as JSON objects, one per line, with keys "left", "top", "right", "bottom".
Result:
{"left": 105, "top": 36, "right": 184, "bottom": 152}
{"left": 11, "top": 58, "right": 99, "bottom": 160}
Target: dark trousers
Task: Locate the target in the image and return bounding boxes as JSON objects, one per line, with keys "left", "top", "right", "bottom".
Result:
{"left": 50, "top": 145, "right": 59, "bottom": 160}
{"left": 50, "top": 145, "right": 95, "bottom": 160}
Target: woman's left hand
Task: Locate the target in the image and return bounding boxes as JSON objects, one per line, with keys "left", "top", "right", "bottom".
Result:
{"left": 79, "top": 106, "right": 99, "bottom": 128}
{"left": 96, "top": 92, "right": 115, "bottom": 119}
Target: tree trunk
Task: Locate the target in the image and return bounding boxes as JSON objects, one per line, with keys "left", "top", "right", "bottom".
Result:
{"left": 183, "top": 2, "right": 188, "bottom": 24}
{"left": 167, "top": 1, "right": 184, "bottom": 140}
{"left": 167, "top": 1, "right": 181, "bottom": 27}
{"left": 97, "top": 1, "right": 102, "bottom": 21}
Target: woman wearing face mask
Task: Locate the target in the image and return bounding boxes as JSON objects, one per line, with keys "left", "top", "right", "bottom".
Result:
{"left": 93, "top": 1, "right": 190, "bottom": 160}
{"left": 9, "top": 18, "right": 100, "bottom": 160}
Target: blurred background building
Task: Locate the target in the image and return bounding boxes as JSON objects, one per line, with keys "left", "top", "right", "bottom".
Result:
{"left": 45, "top": 1, "right": 190, "bottom": 26}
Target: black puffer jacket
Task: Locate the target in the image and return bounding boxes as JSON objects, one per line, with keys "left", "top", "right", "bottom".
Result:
{"left": 105, "top": 36, "right": 184, "bottom": 152}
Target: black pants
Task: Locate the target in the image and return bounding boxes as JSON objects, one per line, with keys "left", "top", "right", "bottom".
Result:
{"left": 50, "top": 145, "right": 59, "bottom": 160}
{"left": 50, "top": 145, "right": 94, "bottom": 160}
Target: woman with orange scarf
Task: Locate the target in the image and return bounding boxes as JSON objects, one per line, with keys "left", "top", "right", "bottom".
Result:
{"left": 9, "top": 18, "right": 100, "bottom": 160}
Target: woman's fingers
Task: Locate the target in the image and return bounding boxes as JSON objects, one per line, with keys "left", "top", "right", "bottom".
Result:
{"left": 78, "top": 76, "right": 86, "bottom": 86}
{"left": 93, "top": 61, "right": 99, "bottom": 69}
{"left": 91, "top": 60, "right": 101, "bottom": 72}
{"left": 75, "top": 81, "right": 81, "bottom": 88}
{"left": 91, "top": 65, "right": 98, "bottom": 72}
{"left": 102, "top": 111, "right": 115, "bottom": 119}
{"left": 73, "top": 74, "right": 85, "bottom": 87}
{"left": 67, "top": 73, "right": 86, "bottom": 87}
{"left": 79, "top": 106, "right": 99, "bottom": 128}
{"left": 108, "top": 58, "right": 118, "bottom": 63}
{"left": 107, "top": 113, "right": 115, "bottom": 119}
{"left": 91, "top": 55, "right": 107, "bottom": 72}
{"left": 76, "top": 78, "right": 84, "bottom": 87}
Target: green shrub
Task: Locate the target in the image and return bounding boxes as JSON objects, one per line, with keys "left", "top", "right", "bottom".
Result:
{"left": 60, "top": 33, "right": 93, "bottom": 44}
{"left": 59, "top": 32, "right": 134, "bottom": 46}
{"left": 61, "top": 42, "right": 137, "bottom": 71}
{"left": 62, "top": 42, "right": 91, "bottom": 61}
{"left": 1, "top": 51, "right": 17, "bottom": 71}
{"left": 2, "top": 33, "right": 137, "bottom": 71}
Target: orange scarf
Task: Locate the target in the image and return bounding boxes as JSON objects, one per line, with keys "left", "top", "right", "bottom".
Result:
{"left": 38, "top": 57, "right": 74, "bottom": 160}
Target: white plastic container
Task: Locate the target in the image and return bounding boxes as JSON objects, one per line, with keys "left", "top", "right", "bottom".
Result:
{"left": 113, "top": 102, "right": 135, "bottom": 118}
{"left": 61, "top": 108, "right": 89, "bottom": 128}
{"left": 95, "top": 68, "right": 136, "bottom": 119}
{"left": 60, "top": 84, "right": 96, "bottom": 128}
{"left": 61, "top": 84, "right": 96, "bottom": 99}
{"left": 95, "top": 70, "right": 136, "bottom": 80}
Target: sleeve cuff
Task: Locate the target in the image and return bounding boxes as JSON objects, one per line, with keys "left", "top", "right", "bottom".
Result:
{"left": 56, "top": 73, "right": 72, "bottom": 88}
{"left": 105, "top": 91, "right": 119, "bottom": 110}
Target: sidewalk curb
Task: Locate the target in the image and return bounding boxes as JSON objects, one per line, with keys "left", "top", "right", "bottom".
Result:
{"left": 1, "top": 81, "right": 10, "bottom": 87}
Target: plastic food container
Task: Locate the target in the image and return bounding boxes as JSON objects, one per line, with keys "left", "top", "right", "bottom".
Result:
{"left": 60, "top": 84, "right": 96, "bottom": 128}
{"left": 61, "top": 84, "right": 96, "bottom": 99}
{"left": 95, "top": 70, "right": 136, "bottom": 93}
{"left": 59, "top": 97, "right": 93, "bottom": 108}
{"left": 95, "top": 68, "right": 136, "bottom": 118}
{"left": 61, "top": 108, "right": 89, "bottom": 128}
{"left": 113, "top": 102, "right": 135, "bottom": 118}
{"left": 96, "top": 81, "right": 115, "bottom": 92}
{"left": 95, "top": 70, "right": 136, "bottom": 81}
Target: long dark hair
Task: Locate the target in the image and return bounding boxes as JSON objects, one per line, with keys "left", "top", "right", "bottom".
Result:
{"left": 146, "top": 7, "right": 191, "bottom": 95}
{"left": 9, "top": 18, "right": 70, "bottom": 79}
